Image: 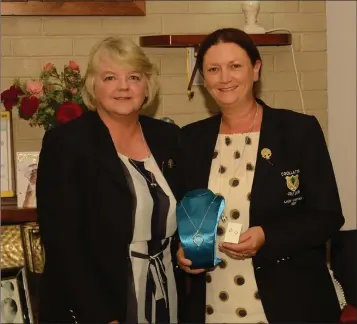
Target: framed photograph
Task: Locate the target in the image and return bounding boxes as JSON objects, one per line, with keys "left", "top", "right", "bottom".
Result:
{"left": 16, "top": 152, "right": 39, "bottom": 209}
{"left": 1, "top": 111, "right": 15, "bottom": 198}
{"left": 1, "top": 269, "right": 34, "bottom": 324}
{"left": 1, "top": 275, "right": 25, "bottom": 323}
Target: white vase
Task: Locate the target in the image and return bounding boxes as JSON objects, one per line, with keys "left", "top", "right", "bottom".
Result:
{"left": 241, "top": 0, "right": 266, "bottom": 34}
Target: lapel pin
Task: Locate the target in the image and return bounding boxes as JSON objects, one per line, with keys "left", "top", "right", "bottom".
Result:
{"left": 168, "top": 159, "right": 175, "bottom": 168}
{"left": 261, "top": 148, "right": 274, "bottom": 166}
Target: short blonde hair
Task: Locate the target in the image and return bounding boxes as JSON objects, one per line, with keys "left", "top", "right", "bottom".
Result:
{"left": 81, "top": 37, "right": 159, "bottom": 111}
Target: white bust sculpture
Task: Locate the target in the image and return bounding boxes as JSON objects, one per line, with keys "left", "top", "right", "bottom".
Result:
{"left": 241, "top": 1, "right": 266, "bottom": 34}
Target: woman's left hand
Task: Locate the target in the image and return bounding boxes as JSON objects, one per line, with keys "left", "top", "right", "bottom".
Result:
{"left": 218, "top": 226, "right": 265, "bottom": 259}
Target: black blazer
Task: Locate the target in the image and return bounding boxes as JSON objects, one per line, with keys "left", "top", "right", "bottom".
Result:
{"left": 179, "top": 99, "right": 345, "bottom": 322}
{"left": 36, "top": 112, "right": 183, "bottom": 323}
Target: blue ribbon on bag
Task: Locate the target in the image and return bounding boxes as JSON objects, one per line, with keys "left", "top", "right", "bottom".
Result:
{"left": 176, "top": 189, "right": 225, "bottom": 269}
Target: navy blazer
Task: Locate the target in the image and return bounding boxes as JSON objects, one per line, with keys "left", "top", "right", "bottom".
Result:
{"left": 36, "top": 111, "right": 183, "bottom": 323}
{"left": 179, "top": 99, "right": 345, "bottom": 322}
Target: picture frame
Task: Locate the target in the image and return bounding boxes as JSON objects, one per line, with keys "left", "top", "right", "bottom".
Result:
{"left": 1, "top": 273, "right": 25, "bottom": 324}
{"left": 1, "top": 111, "right": 15, "bottom": 198}
{"left": 1, "top": 268, "right": 34, "bottom": 324}
{"left": 16, "top": 152, "right": 39, "bottom": 209}
{"left": 1, "top": 0, "right": 146, "bottom": 16}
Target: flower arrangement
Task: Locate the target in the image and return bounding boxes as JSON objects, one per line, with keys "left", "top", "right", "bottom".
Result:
{"left": 0, "top": 61, "right": 88, "bottom": 131}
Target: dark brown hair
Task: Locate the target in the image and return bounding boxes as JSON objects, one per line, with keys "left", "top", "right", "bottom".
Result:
{"left": 196, "top": 28, "right": 262, "bottom": 96}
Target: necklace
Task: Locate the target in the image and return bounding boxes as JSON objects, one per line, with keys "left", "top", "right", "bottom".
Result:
{"left": 218, "top": 102, "right": 259, "bottom": 222}
{"left": 128, "top": 123, "right": 157, "bottom": 188}
{"left": 180, "top": 195, "right": 217, "bottom": 246}
{"left": 129, "top": 159, "right": 157, "bottom": 187}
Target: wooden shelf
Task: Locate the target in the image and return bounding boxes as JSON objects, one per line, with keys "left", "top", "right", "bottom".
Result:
{"left": 140, "top": 33, "right": 291, "bottom": 48}
{"left": 1, "top": 0, "right": 146, "bottom": 16}
{"left": 1, "top": 197, "right": 37, "bottom": 225}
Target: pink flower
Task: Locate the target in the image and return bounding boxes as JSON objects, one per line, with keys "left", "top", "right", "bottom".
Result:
{"left": 46, "top": 85, "right": 53, "bottom": 91}
{"left": 43, "top": 63, "right": 54, "bottom": 72}
{"left": 68, "top": 60, "right": 79, "bottom": 71}
{"left": 70, "top": 88, "right": 78, "bottom": 94}
{"left": 26, "top": 81, "right": 43, "bottom": 97}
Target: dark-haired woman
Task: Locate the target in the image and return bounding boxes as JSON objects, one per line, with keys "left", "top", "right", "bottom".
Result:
{"left": 177, "top": 28, "right": 344, "bottom": 323}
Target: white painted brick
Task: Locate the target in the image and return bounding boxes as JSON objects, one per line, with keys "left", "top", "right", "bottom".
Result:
{"left": 260, "top": 1, "right": 299, "bottom": 13}
{"left": 43, "top": 18, "right": 102, "bottom": 36}
{"left": 1, "top": 78, "right": 18, "bottom": 92}
{"left": 162, "top": 14, "right": 218, "bottom": 34}
{"left": 274, "top": 13, "right": 326, "bottom": 32}
{"left": 102, "top": 16, "right": 162, "bottom": 35}
{"left": 261, "top": 55, "right": 274, "bottom": 72}
{"left": 1, "top": 38, "right": 12, "bottom": 57}
{"left": 301, "top": 71, "right": 327, "bottom": 90}
{"left": 159, "top": 76, "right": 188, "bottom": 95}
{"left": 274, "top": 90, "right": 327, "bottom": 112}
{"left": 74, "top": 38, "right": 102, "bottom": 56}
{"left": 14, "top": 140, "right": 43, "bottom": 152}
{"left": 161, "top": 56, "right": 187, "bottom": 75}
{"left": 1, "top": 18, "right": 42, "bottom": 36}
{"left": 147, "top": 1, "right": 189, "bottom": 14}
{"left": 274, "top": 91, "right": 303, "bottom": 111}
{"left": 1, "top": 59, "right": 42, "bottom": 77}
{"left": 15, "top": 118, "right": 45, "bottom": 141}
{"left": 261, "top": 71, "right": 298, "bottom": 91}
{"left": 143, "top": 48, "right": 186, "bottom": 56}
{"left": 13, "top": 38, "right": 73, "bottom": 56}
{"left": 303, "top": 90, "right": 328, "bottom": 110}
{"left": 301, "top": 33, "right": 327, "bottom": 51}
{"left": 300, "top": 1, "right": 326, "bottom": 13}
{"left": 189, "top": 1, "right": 242, "bottom": 14}
{"left": 274, "top": 52, "right": 327, "bottom": 71}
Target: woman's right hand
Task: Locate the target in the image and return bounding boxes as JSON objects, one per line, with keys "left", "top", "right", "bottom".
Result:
{"left": 177, "top": 244, "right": 205, "bottom": 274}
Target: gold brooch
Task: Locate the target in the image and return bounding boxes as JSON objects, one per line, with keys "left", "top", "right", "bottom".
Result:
{"left": 261, "top": 148, "right": 272, "bottom": 160}
{"left": 261, "top": 148, "right": 273, "bottom": 165}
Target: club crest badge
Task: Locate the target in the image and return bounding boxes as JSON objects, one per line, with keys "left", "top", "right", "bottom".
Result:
{"left": 285, "top": 175, "right": 299, "bottom": 192}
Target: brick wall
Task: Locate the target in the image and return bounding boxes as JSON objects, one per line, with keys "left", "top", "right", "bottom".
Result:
{"left": 1, "top": 1, "right": 327, "bottom": 152}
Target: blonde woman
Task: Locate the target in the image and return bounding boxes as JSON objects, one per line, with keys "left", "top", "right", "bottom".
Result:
{"left": 37, "top": 37, "right": 182, "bottom": 323}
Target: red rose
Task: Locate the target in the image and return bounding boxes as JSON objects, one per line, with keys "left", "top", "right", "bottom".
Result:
{"left": 1, "top": 86, "right": 24, "bottom": 110}
{"left": 19, "top": 96, "right": 40, "bottom": 120}
{"left": 56, "top": 101, "right": 83, "bottom": 124}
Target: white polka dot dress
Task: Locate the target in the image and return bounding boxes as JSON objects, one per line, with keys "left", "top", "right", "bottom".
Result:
{"left": 206, "top": 132, "right": 268, "bottom": 324}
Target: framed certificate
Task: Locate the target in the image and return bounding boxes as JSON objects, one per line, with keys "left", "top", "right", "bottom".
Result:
{"left": 1, "top": 111, "right": 15, "bottom": 198}
{"left": 16, "top": 152, "right": 39, "bottom": 209}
